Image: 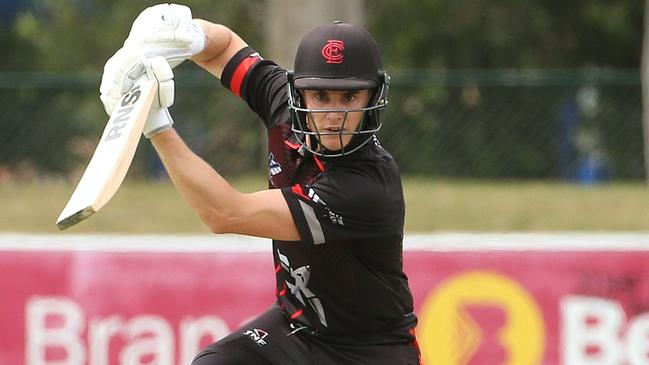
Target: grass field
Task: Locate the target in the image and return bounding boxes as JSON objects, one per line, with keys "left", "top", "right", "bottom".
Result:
{"left": 1, "top": 176, "right": 648, "bottom": 233}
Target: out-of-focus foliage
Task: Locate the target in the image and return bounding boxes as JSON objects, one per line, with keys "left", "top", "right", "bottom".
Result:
{"left": 362, "top": 0, "right": 643, "bottom": 181}
{"left": 6, "top": 0, "right": 264, "bottom": 71}
{"left": 1, "top": 0, "right": 265, "bottom": 176}
{"left": 4, "top": 0, "right": 641, "bottom": 71}
{"left": 367, "top": 0, "right": 643, "bottom": 69}
{"left": 0, "top": 0, "right": 643, "bottom": 181}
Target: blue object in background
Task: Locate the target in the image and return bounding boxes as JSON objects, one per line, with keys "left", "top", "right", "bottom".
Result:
{"left": 577, "top": 153, "right": 606, "bottom": 185}
{"left": 0, "top": 0, "right": 23, "bottom": 24}
{"left": 555, "top": 96, "right": 580, "bottom": 180}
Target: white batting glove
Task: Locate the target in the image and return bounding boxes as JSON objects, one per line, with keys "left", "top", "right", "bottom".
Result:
{"left": 143, "top": 56, "right": 175, "bottom": 138}
{"left": 100, "top": 47, "right": 144, "bottom": 115}
{"left": 99, "top": 47, "right": 177, "bottom": 113}
{"left": 100, "top": 4, "right": 203, "bottom": 115}
{"left": 124, "top": 3, "right": 205, "bottom": 68}
{"left": 144, "top": 108, "right": 174, "bottom": 139}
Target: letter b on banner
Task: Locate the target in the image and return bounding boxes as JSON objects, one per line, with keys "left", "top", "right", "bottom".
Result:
{"left": 26, "top": 297, "right": 85, "bottom": 365}
{"left": 562, "top": 295, "right": 649, "bottom": 365}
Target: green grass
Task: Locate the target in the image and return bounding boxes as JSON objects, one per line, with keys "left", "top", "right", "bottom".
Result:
{"left": 1, "top": 176, "right": 649, "bottom": 233}
{"left": 0, "top": 175, "right": 266, "bottom": 234}
{"left": 405, "top": 178, "right": 649, "bottom": 231}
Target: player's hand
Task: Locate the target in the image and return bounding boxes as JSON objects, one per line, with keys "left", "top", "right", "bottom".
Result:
{"left": 99, "top": 45, "right": 176, "bottom": 114}
{"left": 100, "top": 46, "right": 143, "bottom": 115}
{"left": 142, "top": 56, "right": 175, "bottom": 139}
{"left": 100, "top": 4, "right": 204, "bottom": 115}
{"left": 124, "top": 3, "right": 205, "bottom": 68}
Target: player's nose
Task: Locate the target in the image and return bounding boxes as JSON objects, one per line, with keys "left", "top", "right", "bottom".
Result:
{"left": 325, "top": 109, "right": 345, "bottom": 123}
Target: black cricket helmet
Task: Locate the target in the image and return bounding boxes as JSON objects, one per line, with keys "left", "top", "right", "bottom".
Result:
{"left": 287, "top": 21, "right": 389, "bottom": 157}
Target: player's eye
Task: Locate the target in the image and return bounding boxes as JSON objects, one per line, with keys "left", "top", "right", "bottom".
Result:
{"left": 344, "top": 93, "right": 356, "bottom": 103}
{"left": 314, "top": 91, "right": 329, "bottom": 102}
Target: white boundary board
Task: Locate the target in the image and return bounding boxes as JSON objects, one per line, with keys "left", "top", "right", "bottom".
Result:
{"left": 1, "top": 233, "right": 649, "bottom": 252}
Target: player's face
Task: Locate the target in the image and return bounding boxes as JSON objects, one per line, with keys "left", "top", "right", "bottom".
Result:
{"left": 302, "top": 89, "right": 371, "bottom": 151}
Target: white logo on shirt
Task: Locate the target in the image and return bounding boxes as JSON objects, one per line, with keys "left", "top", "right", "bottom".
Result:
{"left": 243, "top": 328, "right": 268, "bottom": 346}
{"left": 307, "top": 188, "right": 324, "bottom": 204}
{"left": 328, "top": 210, "right": 344, "bottom": 225}
{"left": 306, "top": 187, "right": 344, "bottom": 226}
{"left": 278, "top": 250, "right": 327, "bottom": 326}
{"left": 268, "top": 152, "right": 282, "bottom": 176}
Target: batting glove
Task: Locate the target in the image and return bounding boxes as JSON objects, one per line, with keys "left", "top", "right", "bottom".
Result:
{"left": 124, "top": 3, "right": 205, "bottom": 68}
{"left": 100, "top": 4, "right": 204, "bottom": 116}
{"left": 100, "top": 47, "right": 143, "bottom": 115}
{"left": 143, "top": 56, "right": 175, "bottom": 139}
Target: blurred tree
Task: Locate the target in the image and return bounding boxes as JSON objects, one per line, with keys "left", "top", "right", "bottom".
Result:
{"left": 0, "top": 0, "right": 264, "bottom": 177}
{"left": 3, "top": 0, "right": 641, "bottom": 71}
{"left": 365, "top": 0, "right": 643, "bottom": 179}
{"left": 0, "top": 0, "right": 644, "bottom": 179}
{"left": 9, "top": 0, "right": 264, "bottom": 71}
{"left": 367, "top": 0, "right": 643, "bottom": 69}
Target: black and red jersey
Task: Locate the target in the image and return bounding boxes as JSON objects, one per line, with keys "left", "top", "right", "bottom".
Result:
{"left": 220, "top": 47, "right": 416, "bottom": 345}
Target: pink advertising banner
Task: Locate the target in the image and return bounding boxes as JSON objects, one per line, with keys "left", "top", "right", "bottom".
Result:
{"left": 0, "top": 235, "right": 648, "bottom": 365}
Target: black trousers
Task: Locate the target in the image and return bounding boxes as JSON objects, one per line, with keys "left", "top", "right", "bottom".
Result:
{"left": 191, "top": 305, "right": 421, "bottom": 365}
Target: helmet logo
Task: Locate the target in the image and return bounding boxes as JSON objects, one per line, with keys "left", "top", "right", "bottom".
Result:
{"left": 321, "top": 40, "right": 345, "bottom": 64}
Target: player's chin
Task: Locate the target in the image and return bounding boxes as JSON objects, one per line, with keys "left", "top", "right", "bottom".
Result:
{"left": 319, "top": 136, "right": 352, "bottom": 153}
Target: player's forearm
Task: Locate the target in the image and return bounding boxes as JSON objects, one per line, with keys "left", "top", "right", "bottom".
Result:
{"left": 150, "top": 129, "right": 244, "bottom": 233}
{"left": 191, "top": 19, "right": 247, "bottom": 79}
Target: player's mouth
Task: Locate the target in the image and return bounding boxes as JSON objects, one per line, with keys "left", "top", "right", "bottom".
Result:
{"left": 323, "top": 126, "right": 343, "bottom": 133}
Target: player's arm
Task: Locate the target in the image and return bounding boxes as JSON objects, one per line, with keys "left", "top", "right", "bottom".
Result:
{"left": 101, "top": 49, "right": 296, "bottom": 240}
{"left": 150, "top": 129, "right": 300, "bottom": 241}
{"left": 190, "top": 20, "right": 248, "bottom": 79}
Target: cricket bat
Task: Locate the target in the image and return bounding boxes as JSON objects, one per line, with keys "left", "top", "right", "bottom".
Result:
{"left": 56, "top": 77, "right": 158, "bottom": 230}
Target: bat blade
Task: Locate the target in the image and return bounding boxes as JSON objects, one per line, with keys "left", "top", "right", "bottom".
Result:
{"left": 56, "top": 78, "right": 158, "bottom": 230}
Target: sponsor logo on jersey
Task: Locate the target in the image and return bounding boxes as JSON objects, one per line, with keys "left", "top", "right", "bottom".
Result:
{"left": 327, "top": 210, "right": 344, "bottom": 226}
{"left": 372, "top": 135, "right": 382, "bottom": 148}
{"left": 307, "top": 188, "right": 323, "bottom": 204}
{"left": 268, "top": 152, "right": 282, "bottom": 176}
{"left": 278, "top": 250, "right": 328, "bottom": 326}
{"left": 243, "top": 328, "right": 269, "bottom": 347}
{"left": 304, "top": 187, "right": 344, "bottom": 226}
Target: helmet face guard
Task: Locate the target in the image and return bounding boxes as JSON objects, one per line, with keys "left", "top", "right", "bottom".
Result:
{"left": 287, "top": 71, "right": 390, "bottom": 157}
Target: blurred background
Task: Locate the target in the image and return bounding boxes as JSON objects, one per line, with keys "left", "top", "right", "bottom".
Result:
{"left": 2, "top": 2, "right": 649, "bottom": 365}
{"left": 0, "top": 0, "right": 647, "bottom": 232}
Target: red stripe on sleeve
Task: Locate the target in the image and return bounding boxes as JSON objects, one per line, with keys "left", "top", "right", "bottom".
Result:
{"left": 313, "top": 155, "right": 325, "bottom": 172}
{"left": 291, "top": 184, "right": 310, "bottom": 201}
{"left": 284, "top": 139, "right": 301, "bottom": 150}
{"left": 277, "top": 283, "right": 287, "bottom": 296}
{"left": 290, "top": 309, "right": 304, "bottom": 319}
{"left": 230, "top": 56, "right": 258, "bottom": 97}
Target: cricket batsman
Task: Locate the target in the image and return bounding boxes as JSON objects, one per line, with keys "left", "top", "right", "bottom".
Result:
{"left": 100, "top": 3, "right": 421, "bottom": 364}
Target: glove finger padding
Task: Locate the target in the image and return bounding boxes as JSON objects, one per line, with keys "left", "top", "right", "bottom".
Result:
{"left": 125, "top": 4, "right": 191, "bottom": 47}
{"left": 124, "top": 3, "right": 204, "bottom": 69}
{"left": 142, "top": 4, "right": 194, "bottom": 45}
{"left": 100, "top": 47, "right": 145, "bottom": 116}
{"left": 144, "top": 56, "right": 175, "bottom": 108}
{"left": 141, "top": 56, "right": 175, "bottom": 139}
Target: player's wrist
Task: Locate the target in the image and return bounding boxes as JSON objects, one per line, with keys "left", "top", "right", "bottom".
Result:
{"left": 142, "top": 56, "right": 175, "bottom": 139}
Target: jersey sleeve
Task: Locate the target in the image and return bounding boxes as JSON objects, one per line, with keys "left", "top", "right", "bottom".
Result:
{"left": 220, "top": 47, "right": 290, "bottom": 129}
{"left": 280, "top": 170, "right": 405, "bottom": 245}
